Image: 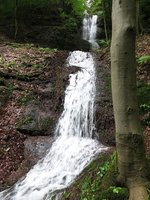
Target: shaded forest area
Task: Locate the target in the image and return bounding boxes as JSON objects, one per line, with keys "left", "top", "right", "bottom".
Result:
{"left": 0, "top": 0, "right": 150, "bottom": 47}
{"left": 0, "top": 0, "right": 89, "bottom": 50}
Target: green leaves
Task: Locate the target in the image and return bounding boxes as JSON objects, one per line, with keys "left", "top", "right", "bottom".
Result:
{"left": 97, "top": 161, "right": 110, "bottom": 178}
{"left": 137, "top": 55, "right": 150, "bottom": 64}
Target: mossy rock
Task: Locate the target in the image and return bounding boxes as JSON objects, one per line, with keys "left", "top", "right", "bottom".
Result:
{"left": 16, "top": 104, "right": 55, "bottom": 136}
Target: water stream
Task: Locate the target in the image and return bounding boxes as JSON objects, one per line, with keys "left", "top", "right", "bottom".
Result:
{"left": 83, "top": 14, "right": 99, "bottom": 48}
{"left": 0, "top": 9, "right": 106, "bottom": 200}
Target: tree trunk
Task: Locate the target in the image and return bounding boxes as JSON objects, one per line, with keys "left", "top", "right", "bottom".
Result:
{"left": 102, "top": 0, "right": 108, "bottom": 41}
{"left": 14, "top": 0, "right": 18, "bottom": 39}
{"left": 111, "top": 0, "right": 149, "bottom": 199}
{"left": 136, "top": 0, "right": 140, "bottom": 35}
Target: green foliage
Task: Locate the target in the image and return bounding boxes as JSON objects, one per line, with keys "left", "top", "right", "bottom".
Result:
{"left": 70, "top": 0, "right": 86, "bottom": 15}
{"left": 96, "top": 186, "right": 128, "bottom": 200}
{"left": 98, "top": 39, "right": 111, "bottom": 47}
{"left": 137, "top": 55, "right": 150, "bottom": 64}
{"left": 38, "top": 47, "right": 57, "bottom": 53}
{"left": 97, "top": 161, "right": 110, "bottom": 178}
{"left": 88, "top": 0, "right": 103, "bottom": 14}
{"left": 79, "top": 153, "right": 121, "bottom": 200}
{"left": 62, "top": 152, "right": 130, "bottom": 200}
{"left": 0, "top": 0, "right": 86, "bottom": 41}
{"left": 0, "top": 56, "right": 16, "bottom": 69}
{"left": 137, "top": 83, "right": 150, "bottom": 126}
{"left": 0, "top": 0, "right": 86, "bottom": 17}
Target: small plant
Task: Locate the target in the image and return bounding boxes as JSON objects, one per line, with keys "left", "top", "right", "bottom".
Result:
{"left": 98, "top": 39, "right": 111, "bottom": 47}
{"left": 110, "top": 186, "right": 123, "bottom": 194}
{"left": 137, "top": 55, "right": 150, "bottom": 64}
{"left": 97, "top": 161, "right": 110, "bottom": 178}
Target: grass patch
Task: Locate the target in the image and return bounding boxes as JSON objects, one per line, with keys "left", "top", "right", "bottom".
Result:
{"left": 7, "top": 42, "right": 58, "bottom": 53}
{"left": 38, "top": 47, "right": 57, "bottom": 53}
{"left": 7, "top": 43, "right": 35, "bottom": 48}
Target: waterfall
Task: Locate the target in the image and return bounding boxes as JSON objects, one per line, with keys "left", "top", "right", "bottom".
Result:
{"left": 83, "top": 14, "right": 99, "bottom": 48}
{"left": 0, "top": 4, "right": 105, "bottom": 200}
{"left": 0, "top": 51, "right": 106, "bottom": 200}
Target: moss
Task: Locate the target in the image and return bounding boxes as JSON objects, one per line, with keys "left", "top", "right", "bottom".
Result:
{"left": 40, "top": 117, "right": 54, "bottom": 131}
{"left": 16, "top": 116, "right": 33, "bottom": 128}
{"left": 17, "top": 93, "right": 36, "bottom": 105}
{"left": 96, "top": 186, "right": 128, "bottom": 200}
{"left": 8, "top": 43, "right": 35, "bottom": 48}
{"left": 61, "top": 150, "right": 127, "bottom": 200}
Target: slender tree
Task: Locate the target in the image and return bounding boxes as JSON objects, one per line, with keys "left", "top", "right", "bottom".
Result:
{"left": 14, "top": 0, "right": 18, "bottom": 39}
{"left": 111, "top": 0, "right": 149, "bottom": 199}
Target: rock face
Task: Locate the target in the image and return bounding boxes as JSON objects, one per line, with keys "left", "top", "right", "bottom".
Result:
{"left": 95, "top": 59, "right": 115, "bottom": 146}
{"left": 34, "top": 27, "right": 91, "bottom": 51}
{"left": 16, "top": 104, "right": 55, "bottom": 136}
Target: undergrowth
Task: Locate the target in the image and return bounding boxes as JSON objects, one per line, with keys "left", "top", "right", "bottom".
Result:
{"left": 137, "top": 83, "right": 150, "bottom": 126}
{"left": 62, "top": 151, "right": 129, "bottom": 200}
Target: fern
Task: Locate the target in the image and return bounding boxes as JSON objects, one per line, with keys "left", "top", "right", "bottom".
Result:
{"left": 137, "top": 55, "right": 150, "bottom": 64}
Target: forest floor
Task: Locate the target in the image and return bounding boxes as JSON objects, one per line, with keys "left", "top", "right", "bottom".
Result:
{"left": 0, "top": 34, "right": 150, "bottom": 196}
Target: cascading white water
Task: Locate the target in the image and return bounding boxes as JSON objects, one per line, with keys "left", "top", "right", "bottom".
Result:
{"left": 83, "top": 14, "right": 99, "bottom": 48}
{"left": 0, "top": 51, "right": 106, "bottom": 200}
{"left": 0, "top": 2, "right": 105, "bottom": 199}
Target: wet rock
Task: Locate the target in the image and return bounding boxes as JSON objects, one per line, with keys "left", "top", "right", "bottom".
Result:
{"left": 6, "top": 136, "right": 55, "bottom": 186}
{"left": 24, "top": 136, "right": 54, "bottom": 162}
{"left": 16, "top": 104, "right": 55, "bottom": 136}
{"left": 0, "top": 86, "right": 10, "bottom": 109}
{"left": 95, "top": 61, "right": 115, "bottom": 146}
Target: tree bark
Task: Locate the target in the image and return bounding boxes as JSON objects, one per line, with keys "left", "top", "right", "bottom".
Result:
{"left": 14, "top": 0, "right": 18, "bottom": 39}
{"left": 102, "top": 0, "right": 108, "bottom": 41}
{"left": 111, "top": 0, "right": 149, "bottom": 199}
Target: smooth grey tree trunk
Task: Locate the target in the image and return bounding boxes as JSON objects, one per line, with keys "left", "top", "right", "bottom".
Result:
{"left": 111, "top": 0, "right": 149, "bottom": 199}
